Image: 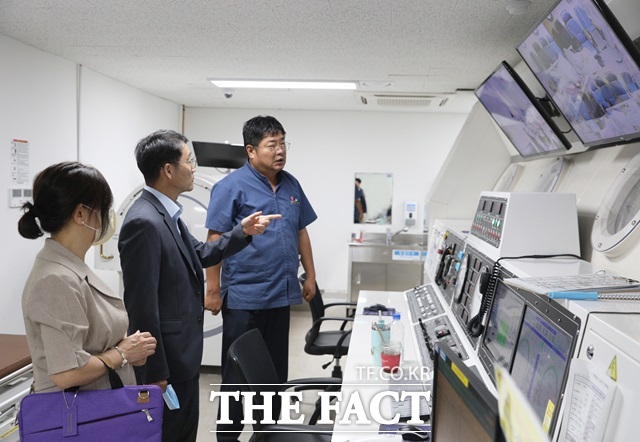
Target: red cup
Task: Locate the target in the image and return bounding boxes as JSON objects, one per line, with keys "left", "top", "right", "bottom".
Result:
{"left": 381, "top": 343, "right": 402, "bottom": 373}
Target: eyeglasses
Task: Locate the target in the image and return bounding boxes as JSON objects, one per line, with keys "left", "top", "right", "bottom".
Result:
{"left": 175, "top": 156, "right": 198, "bottom": 168}
{"left": 259, "top": 141, "right": 290, "bottom": 152}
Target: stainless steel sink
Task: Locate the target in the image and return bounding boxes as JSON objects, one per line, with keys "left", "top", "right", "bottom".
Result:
{"left": 389, "top": 234, "right": 428, "bottom": 246}
{"left": 348, "top": 232, "right": 429, "bottom": 303}
{"left": 352, "top": 233, "right": 428, "bottom": 247}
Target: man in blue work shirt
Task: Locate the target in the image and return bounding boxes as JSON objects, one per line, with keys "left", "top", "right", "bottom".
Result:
{"left": 205, "top": 115, "right": 317, "bottom": 441}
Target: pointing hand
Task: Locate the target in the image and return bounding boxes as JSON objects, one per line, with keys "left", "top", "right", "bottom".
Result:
{"left": 241, "top": 211, "right": 282, "bottom": 236}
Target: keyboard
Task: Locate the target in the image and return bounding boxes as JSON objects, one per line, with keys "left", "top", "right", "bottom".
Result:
{"left": 388, "top": 373, "right": 431, "bottom": 421}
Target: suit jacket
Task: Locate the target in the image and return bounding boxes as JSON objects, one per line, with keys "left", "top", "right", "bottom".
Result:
{"left": 118, "top": 189, "right": 249, "bottom": 383}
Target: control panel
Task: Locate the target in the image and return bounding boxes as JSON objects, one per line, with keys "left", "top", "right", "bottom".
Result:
{"left": 413, "top": 315, "right": 468, "bottom": 368}
{"left": 451, "top": 244, "right": 514, "bottom": 348}
{"left": 469, "top": 191, "right": 580, "bottom": 257}
{"left": 406, "top": 284, "right": 445, "bottom": 323}
{"left": 471, "top": 195, "right": 506, "bottom": 248}
{"left": 435, "top": 229, "right": 468, "bottom": 305}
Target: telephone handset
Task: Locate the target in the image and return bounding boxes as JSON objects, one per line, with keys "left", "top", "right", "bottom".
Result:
{"left": 453, "top": 253, "right": 469, "bottom": 304}
{"left": 434, "top": 244, "right": 455, "bottom": 287}
{"left": 466, "top": 262, "right": 501, "bottom": 338}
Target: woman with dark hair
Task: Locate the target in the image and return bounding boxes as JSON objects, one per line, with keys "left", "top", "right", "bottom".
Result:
{"left": 19, "top": 161, "right": 157, "bottom": 392}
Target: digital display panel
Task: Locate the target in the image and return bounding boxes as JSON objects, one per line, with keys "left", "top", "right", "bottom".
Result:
{"left": 510, "top": 307, "right": 574, "bottom": 432}
{"left": 475, "top": 61, "right": 571, "bottom": 158}
{"left": 432, "top": 344, "right": 505, "bottom": 442}
{"left": 517, "top": 0, "right": 640, "bottom": 148}
{"left": 192, "top": 141, "right": 247, "bottom": 169}
{"left": 482, "top": 282, "right": 526, "bottom": 372}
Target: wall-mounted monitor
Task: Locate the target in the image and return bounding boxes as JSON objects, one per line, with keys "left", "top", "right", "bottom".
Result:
{"left": 475, "top": 61, "right": 571, "bottom": 158}
{"left": 517, "top": 0, "right": 640, "bottom": 148}
{"left": 192, "top": 141, "right": 246, "bottom": 169}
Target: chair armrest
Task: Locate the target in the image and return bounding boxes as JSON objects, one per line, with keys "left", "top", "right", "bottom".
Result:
{"left": 282, "top": 377, "right": 342, "bottom": 393}
{"left": 310, "top": 316, "right": 354, "bottom": 333}
{"left": 282, "top": 378, "right": 342, "bottom": 388}
{"left": 324, "top": 302, "right": 357, "bottom": 308}
{"left": 324, "top": 302, "right": 357, "bottom": 319}
{"left": 334, "top": 329, "right": 352, "bottom": 357}
{"left": 311, "top": 317, "right": 354, "bottom": 326}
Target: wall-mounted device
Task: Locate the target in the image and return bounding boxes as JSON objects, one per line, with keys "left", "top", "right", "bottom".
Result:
{"left": 8, "top": 186, "right": 32, "bottom": 208}
{"left": 192, "top": 141, "right": 246, "bottom": 169}
{"left": 404, "top": 201, "right": 418, "bottom": 227}
{"left": 475, "top": 61, "right": 571, "bottom": 159}
{"left": 592, "top": 151, "right": 640, "bottom": 257}
{"left": 452, "top": 191, "right": 581, "bottom": 347}
{"left": 470, "top": 191, "right": 580, "bottom": 257}
{"left": 517, "top": 0, "right": 640, "bottom": 149}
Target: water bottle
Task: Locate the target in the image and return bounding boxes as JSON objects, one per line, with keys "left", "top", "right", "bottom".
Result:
{"left": 382, "top": 313, "right": 404, "bottom": 372}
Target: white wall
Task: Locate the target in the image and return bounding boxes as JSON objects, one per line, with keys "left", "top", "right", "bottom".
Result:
{"left": 79, "top": 68, "right": 182, "bottom": 206}
{"left": 79, "top": 68, "right": 182, "bottom": 291}
{"left": 426, "top": 102, "right": 512, "bottom": 229}
{"left": 0, "top": 35, "right": 181, "bottom": 334}
{"left": 0, "top": 34, "right": 78, "bottom": 334}
{"left": 184, "top": 108, "right": 468, "bottom": 296}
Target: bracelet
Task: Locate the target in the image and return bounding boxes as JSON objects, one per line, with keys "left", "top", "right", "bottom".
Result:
{"left": 113, "top": 346, "right": 128, "bottom": 369}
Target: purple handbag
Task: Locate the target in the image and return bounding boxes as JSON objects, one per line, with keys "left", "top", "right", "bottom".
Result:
{"left": 18, "top": 366, "right": 163, "bottom": 441}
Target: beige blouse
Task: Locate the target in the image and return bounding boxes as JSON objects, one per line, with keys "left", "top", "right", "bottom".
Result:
{"left": 22, "top": 239, "right": 135, "bottom": 392}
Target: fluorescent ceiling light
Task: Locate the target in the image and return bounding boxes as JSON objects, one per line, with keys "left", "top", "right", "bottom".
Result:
{"left": 209, "top": 79, "right": 357, "bottom": 90}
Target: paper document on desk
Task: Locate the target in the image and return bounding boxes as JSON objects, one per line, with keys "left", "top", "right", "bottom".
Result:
{"left": 559, "top": 359, "right": 617, "bottom": 442}
{"left": 503, "top": 274, "right": 638, "bottom": 295}
{"left": 495, "top": 365, "right": 549, "bottom": 442}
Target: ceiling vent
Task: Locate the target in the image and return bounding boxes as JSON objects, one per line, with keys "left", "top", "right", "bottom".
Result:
{"left": 358, "top": 93, "right": 450, "bottom": 108}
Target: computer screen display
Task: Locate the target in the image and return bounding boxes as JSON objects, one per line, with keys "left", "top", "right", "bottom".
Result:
{"left": 432, "top": 344, "right": 505, "bottom": 442}
{"left": 517, "top": 0, "right": 640, "bottom": 148}
{"left": 480, "top": 281, "right": 526, "bottom": 382}
{"left": 192, "top": 141, "right": 247, "bottom": 169}
{"left": 475, "top": 61, "right": 571, "bottom": 158}
{"left": 510, "top": 307, "right": 574, "bottom": 433}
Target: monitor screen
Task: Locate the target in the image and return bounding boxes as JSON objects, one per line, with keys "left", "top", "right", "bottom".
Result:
{"left": 517, "top": 0, "right": 640, "bottom": 148}
{"left": 432, "top": 344, "right": 505, "bottom": 442}
{"left": 480, "top": 281, "right": 526, "bottom": 382}
{"left": 510, "top": 307, "right": 575, "bottom": 434}
{"left": 475, "top": 61, "right": 571, "bottom": 158}
{"left": 192, "top": 141, "right": 247, "bottom": 169}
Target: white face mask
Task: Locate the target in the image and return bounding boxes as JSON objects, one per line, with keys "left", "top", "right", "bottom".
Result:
{"left": 83, "top": 208, "right": 116, "bottom": 246}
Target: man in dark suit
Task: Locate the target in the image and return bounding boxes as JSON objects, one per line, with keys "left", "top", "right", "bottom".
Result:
{"left": 119, "top": 129, "right": 279, "bottom": 442}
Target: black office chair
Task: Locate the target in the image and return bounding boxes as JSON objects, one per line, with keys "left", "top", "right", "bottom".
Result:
{"left": 299, "top": 274, "right": 356, "bottom": 378}
{"left": 227, "top": 329, "right": 341, "bottom": 442}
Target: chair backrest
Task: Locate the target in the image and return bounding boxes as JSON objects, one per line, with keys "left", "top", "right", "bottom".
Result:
{"left": 227, "top": 329, "right": 282, "bottom": 427}
{"left": 299, "top": 273, "right": 325, "bottom": 322}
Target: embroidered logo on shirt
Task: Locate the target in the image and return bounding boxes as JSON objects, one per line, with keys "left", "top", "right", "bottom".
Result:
{"left": 290, "top": 196, "right": 299, "bottom": 205}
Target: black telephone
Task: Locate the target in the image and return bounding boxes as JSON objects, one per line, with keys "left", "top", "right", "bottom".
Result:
{"left": 434, "top": 244, "right": 455, "bottom": 287}
{"left": 466, "top": 262, "right": 501, "bottom": 338}
{"left": 466, "top": 254, "right": 582, "bottom": 338}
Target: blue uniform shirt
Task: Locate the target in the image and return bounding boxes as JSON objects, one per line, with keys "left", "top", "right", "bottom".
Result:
{"left": 205, "top": 162, "right": 317, "bottom": 309}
